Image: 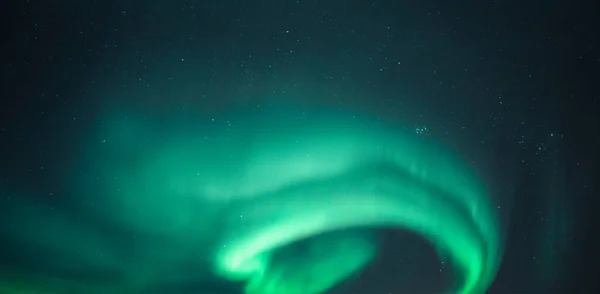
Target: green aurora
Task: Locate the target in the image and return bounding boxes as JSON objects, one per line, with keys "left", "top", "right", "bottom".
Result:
{"left": 1, "top": 106, "right": 502, "bottom": 294}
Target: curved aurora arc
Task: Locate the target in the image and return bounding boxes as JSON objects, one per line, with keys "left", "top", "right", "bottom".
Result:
{"left": 85, "top": 106, "right": 502, "bottom": 294}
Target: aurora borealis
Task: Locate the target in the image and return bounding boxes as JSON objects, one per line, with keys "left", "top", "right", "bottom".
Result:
{"left": 1, "top": 0, "right": 587, "bottom": 293}
{"left": 205, "top": 108, "right": 501, "bottom": 294}
{"left": 2, "top": 106, "right": 501, "bottom": 293}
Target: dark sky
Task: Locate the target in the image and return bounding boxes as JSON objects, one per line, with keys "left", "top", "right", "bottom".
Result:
{"left": 1, "top": 0, "right": 598, "bottom": 293}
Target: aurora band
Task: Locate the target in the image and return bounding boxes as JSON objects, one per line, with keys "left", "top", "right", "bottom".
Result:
{"left": 76, "top": 105, "right": 502, "bottom": 293}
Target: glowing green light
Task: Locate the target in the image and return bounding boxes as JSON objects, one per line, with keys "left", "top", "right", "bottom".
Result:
{"left": 15, "top": 106, "right": 499, "bottom": 294}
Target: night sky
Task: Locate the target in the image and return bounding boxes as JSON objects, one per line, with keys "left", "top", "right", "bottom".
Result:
{"left": 1, "top": 1, "right": 598, "bottom": 293}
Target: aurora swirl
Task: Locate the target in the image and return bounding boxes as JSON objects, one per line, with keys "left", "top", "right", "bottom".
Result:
{"left": 205, "top": 108, "right": 501, "bottom": 294}
{"left": 92, "top": 106, "right": 500, "bottom": 294}
{"left": 0, "top": 106, "right": 501, "bottom": 293}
